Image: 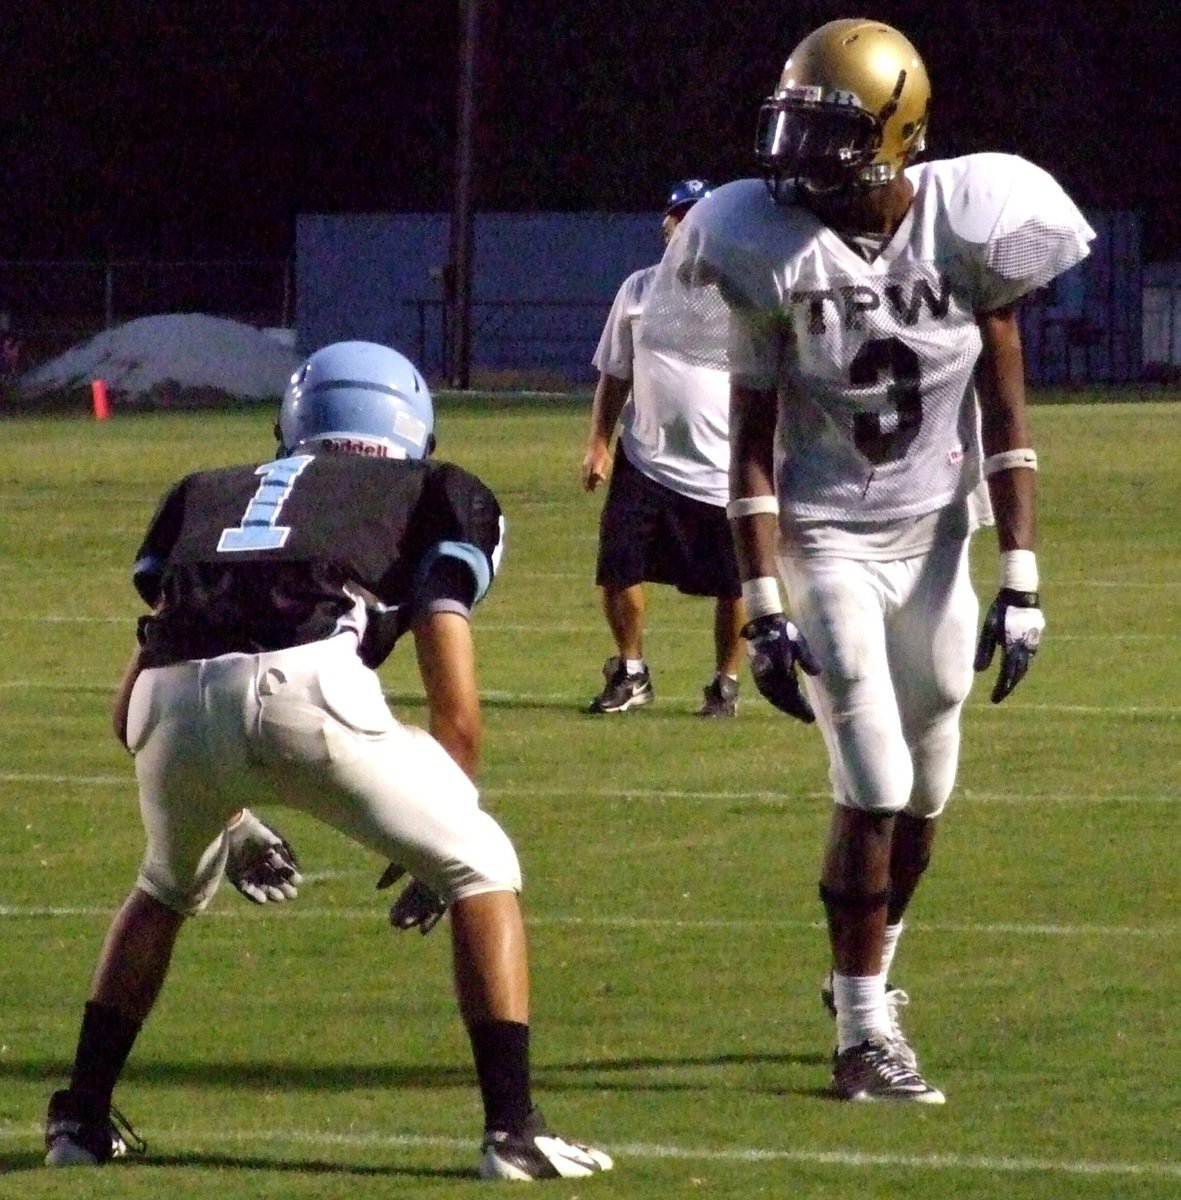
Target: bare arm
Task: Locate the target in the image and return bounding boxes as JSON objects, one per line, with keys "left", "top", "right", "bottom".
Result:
{"left": 728, "top": 380, "right": 819, "bottom": 720}
{"left": 976, "top": 305, "right": 1036, "bottom": 553}
{"left": 972, "top": 304, "right": 1046, "bottom": 703}
{"left": 728, "top": 382, "right": 781, "bottom": 582}
{"left": 581, "top": 372, "right": 631, "bottom": 492}
{"left": 412, "top": 610, "right": 483, "bottom": 781}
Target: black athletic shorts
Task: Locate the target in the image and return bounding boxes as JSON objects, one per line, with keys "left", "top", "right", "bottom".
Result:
{"left": 595, "top": 446, "right": 740, "bottom": 598}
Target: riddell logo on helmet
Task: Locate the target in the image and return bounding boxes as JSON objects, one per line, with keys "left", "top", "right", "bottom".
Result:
{"left": 318, "top": 436, "right": 392, "bottom": 457}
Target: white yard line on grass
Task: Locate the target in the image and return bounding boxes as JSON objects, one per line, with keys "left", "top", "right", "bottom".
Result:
{"left": 1, "top": 771, "right": 1178, "bottom": 808}
{"left": 0, "top": 1122, "right": 1177, "bottom": 1181}
{"left": 0, "top": 772, "right": 129, "bottom": 787}
{"left": 0, "top": 904, "right": 1175, "bottom": 939}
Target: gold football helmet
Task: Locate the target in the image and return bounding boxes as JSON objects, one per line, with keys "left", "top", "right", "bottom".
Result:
{"left": 756, "top": 19, "right": 930, "bottom": 198}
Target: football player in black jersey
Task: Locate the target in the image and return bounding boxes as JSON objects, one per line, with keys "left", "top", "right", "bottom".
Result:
{"left": 45, "top": 341, "right": 612, "bottom": 1181}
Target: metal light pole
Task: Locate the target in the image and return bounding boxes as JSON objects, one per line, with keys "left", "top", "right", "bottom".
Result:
{"left": 447, "top": 0, "right": 487, "bottom": 390}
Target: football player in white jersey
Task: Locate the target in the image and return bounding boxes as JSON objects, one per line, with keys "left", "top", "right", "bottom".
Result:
{"left": 640, "top": 19, "right": 1094, "bottom": 1101}
{"left": 582, "top": 179, "right": 749, "bottom": 717}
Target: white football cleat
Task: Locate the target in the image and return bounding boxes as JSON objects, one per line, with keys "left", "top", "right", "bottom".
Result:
{"left": 479, "top": 1109, "right": 613, "bottom": 1181}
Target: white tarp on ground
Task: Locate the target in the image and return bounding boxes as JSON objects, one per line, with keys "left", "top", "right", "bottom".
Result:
{"left": 17, "top": 313, "right": 300, "bottom": 400}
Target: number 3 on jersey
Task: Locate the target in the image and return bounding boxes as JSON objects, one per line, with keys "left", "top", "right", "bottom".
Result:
{"left": 218, "top": 455, "right": 314, "bottom": 552}
{"left": 850, "top": 337, "right": 923, "bottom": 466}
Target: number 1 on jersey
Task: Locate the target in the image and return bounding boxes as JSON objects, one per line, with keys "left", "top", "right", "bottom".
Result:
{"left": 217, "top": 455, "right": 313, "bottom": 553}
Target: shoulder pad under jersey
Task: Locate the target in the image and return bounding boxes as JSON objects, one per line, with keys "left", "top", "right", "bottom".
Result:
{"left": 684, "top": 178, "right": 819, "bottom": 299}
{"left": 639, "top": 179, "right": 817, "bottom": 372}
{"left": 914, "top": 153, "right": 1096, "bottom": 307}
{"left": 422, "top": 461, "right": 505, "bottom": 592}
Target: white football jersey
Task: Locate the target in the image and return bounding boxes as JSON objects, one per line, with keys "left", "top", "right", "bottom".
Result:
{"left": 640, "top": 153, "right": 1095, "bottom": 523}
{"left": 593, "top": 263, "right": 732, "bottom": 506}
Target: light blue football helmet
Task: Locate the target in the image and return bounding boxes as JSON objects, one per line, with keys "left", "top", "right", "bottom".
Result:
{"left": 277, "top": 341, "right": 435, "bottom": 459}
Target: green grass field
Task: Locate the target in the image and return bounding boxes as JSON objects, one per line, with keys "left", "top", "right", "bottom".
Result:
{"left": 0, "top": 394, "right": 1178, "bottom": 1198}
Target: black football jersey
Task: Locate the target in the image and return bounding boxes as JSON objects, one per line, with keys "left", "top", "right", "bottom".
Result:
{"left": 133, "top": 452, "right": 504, "bottom": 667}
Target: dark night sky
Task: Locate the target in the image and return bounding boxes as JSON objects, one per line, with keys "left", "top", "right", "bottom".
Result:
{"left": 3, "top": 1, "right": 1179, "bottom": 262}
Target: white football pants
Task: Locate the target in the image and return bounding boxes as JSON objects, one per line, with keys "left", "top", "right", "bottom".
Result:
{"left": 778, "top": 537, "right": 978, "bottom": 817}
{"left": 126, "top": 634, "right": 521, "bottom": 914}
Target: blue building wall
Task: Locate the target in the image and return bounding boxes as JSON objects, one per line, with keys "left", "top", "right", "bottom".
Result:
{"left": 1018, "top": 211, "right": 1141, "bottom": 386}
{"left": 297, "top": 212, "right": 662, "bottom": 384}
{"left": 297, "top": 208, "right": 1141, "bottom": 387}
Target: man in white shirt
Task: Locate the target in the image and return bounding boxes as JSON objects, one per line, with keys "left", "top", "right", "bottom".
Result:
{"left": 641, "top": 20, "right": 1094, "bottom": 1101}
{"left": 582, "top": 179, "right": 747, "bottom": 716}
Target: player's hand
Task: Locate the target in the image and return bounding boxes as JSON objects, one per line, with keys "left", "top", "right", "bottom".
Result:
{"left": 974, "top": 588, "right": 1045, "bottom": 703}
{"left": 224, "top": 810, "right": 303, "bottom": 903}
{"left": 358, "top": 604, "right": 405, "bottom": 669}
{"left": 376, "top": 864, "right": 449, "bottom": 935}
{"left": 743, "top": 613, "right": 821, "bottom": 723}
{"left": 581, "top": 441, "right": 612, "bottom": 492}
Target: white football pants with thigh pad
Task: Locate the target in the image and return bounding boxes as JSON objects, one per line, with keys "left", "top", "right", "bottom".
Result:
{"left": 778, "top": 538, "right": 977, "bottom": 817}
{"left": 128, "top": 634, "right": 521, "bottom": 914}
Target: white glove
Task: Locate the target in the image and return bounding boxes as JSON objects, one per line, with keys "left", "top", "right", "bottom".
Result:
{"left": 974, "top": 588, "right": 1045, "bottom": 703}
{"left": 224, "top": 810, "right": 303, "bottom": 903}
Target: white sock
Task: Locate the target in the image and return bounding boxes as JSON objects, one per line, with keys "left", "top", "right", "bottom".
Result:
{"left": 880, "top": 921, "right": 904, "bottom": 981}
{"left": 834, "top": 972, "right": 891, "bottom": 1051}
{"left": 624, "top": 658, "right": 645, "bottom": 675}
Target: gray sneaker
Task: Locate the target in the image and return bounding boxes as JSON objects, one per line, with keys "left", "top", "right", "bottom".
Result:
{"left": 44, "top": 1089, "right": 146, "bottom": 1167}
{"left": 698, "top": 673, "right": 739, "bottom": 717}
{"left": 821, "top": 970, "right": 918, "bottom": 1070}
{"left": 587, "top": 657, "right": 654, "bottom": 713}
{"left": 831, "top": 1038, "right": 945, "bottom": 1104}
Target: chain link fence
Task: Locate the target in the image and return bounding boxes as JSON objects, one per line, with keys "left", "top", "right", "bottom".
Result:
{"left": 0, "top": 259, "right": 293, "bottom": 377}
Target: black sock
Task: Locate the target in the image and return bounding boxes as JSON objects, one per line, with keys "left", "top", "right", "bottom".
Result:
{"left": 69, "top": 1001, "right": 142, "bottom": 1107}
{"left": 468, "top": 1019, "right": 532, "bottom": 1133}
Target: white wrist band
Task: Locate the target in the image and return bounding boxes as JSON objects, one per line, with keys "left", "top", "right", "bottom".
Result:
{"left": 727, "top": 495, "right": 779, "bottom": 519}
{"left": 1000, "top": 549, "right": 1039, "bottom": 593}
{"left": 742, "top": 576, "right": 784, "bottom": 620}
{"left": 983, "top": 448, "right": 1038, "bottom": 477}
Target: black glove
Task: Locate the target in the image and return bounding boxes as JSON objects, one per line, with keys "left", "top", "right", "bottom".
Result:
{"left": 359, "top": 605, "right": 408, "bottom": 669}
{"left": 224, "top": 811, "right": 303, "bottom": 904}
{"left": 743, "top": 613, "right": 821, "bottom": 723}
{"left": 973, "top": 588, "right": 1045, "bottom": 703}
{"left": 376, "top": 863, "right": 449, "bottom": 935}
